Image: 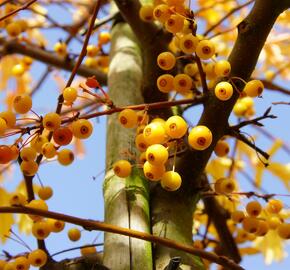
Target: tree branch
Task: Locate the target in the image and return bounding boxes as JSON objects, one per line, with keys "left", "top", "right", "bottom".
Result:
{"left": 0, "top": 38, "right": 107, "bottom": 85}
{"left": 0, "top": 207, "right": 245, "bottom": 270}
{"left": 0, "top": 0, "right": 37, "bottom": 22}
{"left": 230, "top": 107, "right": 277, "bottom": 130}
{"left": 228, "top": 130, "right": 270, "bottom": 160}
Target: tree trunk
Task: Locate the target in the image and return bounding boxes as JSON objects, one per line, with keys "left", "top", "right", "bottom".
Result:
{"left": 103, "top": 22, "right": 153, "bottom": 270}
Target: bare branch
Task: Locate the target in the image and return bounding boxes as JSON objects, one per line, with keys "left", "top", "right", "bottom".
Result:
{"left": 0, "top": 206, "right": 245, "bottom": 270}
{"left": 0, "top": 0, "right": 37, "bottom": 22}
{"left": 0, "top": 37, "right": 107, "bottom": 84}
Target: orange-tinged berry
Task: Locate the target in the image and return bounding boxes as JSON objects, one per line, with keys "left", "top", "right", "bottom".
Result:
{"left": 146, "top": 144, "right": 168, "bottom": 166}
{"left": 266, "top": 199, "right": 283, "bottom": 214}
{"left": 86, "top": 77, "right": 99, "bottom": 88}
{"left": 231, "top": 210, "right": 245, "bottom": 223}
{"left": 246, "top": 201, "right": 262, "bottom": 217}
{"left": 85, "top": 57, "right": 98, "bottom": 68}
{"left": 13, "top": 95, "right": 32, "bottom": 114}
{"left": 277, "top": 223, "right": 290, "bottom": 239}
{"left": 54, "top": 42, "right": 67, "bottom": 56}
{"left": 214, "top": 81, "right": 233, "bottom": 101}
{"left": 71, "top": 119, "right": 93, "bottom": 139}
{"left": 184, "top": 63, "right": 198, "bottom": 77}
{"left": 32, "top": 220, "right": 51, "bottom": 240}
{"left": 57, "top": 149, "right": 74, "bottom": 166}
{"left": 10, "top": 145, "right": 19, "bottom": 160}
{"left": 219, "top": 178, "right": 236, "bottom": 194}
{"left": 31, "top": 135, "right": 49, "bottom": 153}
{"left": 243, "top": 80, "right": 264, "bottom": 97}
{"left": 22, "top": 56, "right": 33, "bottom": 66}
{"left": 9, "top": 192, "right": 27, "bottom": 206}
{"left": 165, "top": 115, "right": 187, "bottom": 139}
{"left": 63, "top": 87, "right": 78, "bottom": 103}
{"left": 242, "top": 217, "right": 260, "bottom": 234}
{"left": 43, "top": 112, "right": 61, "bottom": 131}
{"left": 153, "top": 4, "right": 171, "bottom": 23}
{"left": 41, "top": 142, "right": 56, "bottom": 159}
{"left": 20, "top": 160, "right": 38, "bottom": 176}
{"left": 214, "top": 60, "right": 231, "bottom": 77}
{"left": 256, "top": 220, "right": 269, "bottom": 236}
{"left": 196, "top": 40, "right": 215, "bottom": 60}
{"left": 173, "top": 73, "right": 192, "bottom": 93}
{"left": 28, "top": 249, "right": 47, "bottom": 267}
{"left": 98, "top": 31, "right": 111, "bottom": 45}
{"left": 0, "top": 111, "right": 16, "bottom": 127}
{"left": 139, "top": 4, "right": 154, "bottom": 22}
{"left": 6, "top": 22, "right": 21, "bottom": 37}
{"left": 53, "top": 127, "right": 73, "bottom": 146}
{"left": 80, "top": 246, "right": 97, "bottom": 256}
{"left": 20, "top": 147, "right": 37, "bottom": 162}
{"left": 188, "top": 125, "right": 212, "bottom": 151}
{"left": 233, "top": 102, "right": 247, "bottom": 117}
{"left": 38, "top": 186, "right": 53, "bottom": 200}
{"left": 179, "top": 33, "right": 199, "bottom": 54}
{"left": 118, "top": 109, "right": 138, "bottom": 128}
{"left": 143, "top": 122, "right": 166, "bottom": 145}
{"left": 165, "top": 14, "right": 184, "bottom": 34}
{"left": 143, "top": 161, "right": 165, "bottom": 181}
{"left": 135, "top": 133, "right": 148, "bottom": 152}
{"left": 157, "top": 51, "right": 176, "bottom": 70}
{"left": 68, "top": 227, "right": 81, "bottom": 241}
{"left": 14, "top": 257, "right": 30, "bottom": 270}
{"left": 0, "top": 145, "right": 13, "bottom": 164}
{"left": 157, "top": 74, "right": 174, "bottom": 93}
{"left": 87, "top": 44, "right": 99, "bottom": 57}
{"left": 113, "top": 160, "right": 132, "bottom": 178}
{"left": 161, "top": 171, "right": 182, "bottom": 191}
{"left": 214, "top": 140, "right": 230, "bottom": 157}
{"left": 47, "top": 218, "right": 65, "bottom": 233}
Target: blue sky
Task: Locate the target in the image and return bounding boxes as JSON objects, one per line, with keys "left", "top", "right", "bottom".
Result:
{"left": 0, "top": 1, "right": 289, "bottom": 269}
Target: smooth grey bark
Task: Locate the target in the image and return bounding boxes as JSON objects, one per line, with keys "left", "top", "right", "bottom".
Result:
{"left": 103, "top": 22, "right": 152, "bottom": 270}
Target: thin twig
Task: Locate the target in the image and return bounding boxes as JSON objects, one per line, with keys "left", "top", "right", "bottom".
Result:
{"left": 0, "top": 0, "right": 37, "bottom": 22}
{"left": 55, "top": 0, "right": 102, "bottom": 115}
{"left": 228, "top": 130, "right": 269, "bottom": 160}
{"left": 230, "top": 108, "right": 277, "bottom": 130}
{"left": 195, "top": 55, "right": 208, "bottom": 93}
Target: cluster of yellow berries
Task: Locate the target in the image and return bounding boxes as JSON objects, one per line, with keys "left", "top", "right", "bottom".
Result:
{"left": 85, "top": 32, "right": 110, "bottom": 72}
{"left": 230, "top": 199, "right": 290, "bottom": 242}
{"left": 0, "top": 82, "right": 96, "bottom": 174}
{"left": 112, "top": 108, "right": 216, "bottom": 191}
{"left": 0, "top": 249, "right": 48, "bottom": 269}
{"left": 53, "top": 32, "right": 110, "bottom": 73}
{"left": 139, "top": 0, "right": 265, "bottom": 104}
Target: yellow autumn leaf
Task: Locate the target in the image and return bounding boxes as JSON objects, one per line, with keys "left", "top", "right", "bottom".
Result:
{"left": 253, "top": 230, "right": 286, "bottom": 264}
{"left": 267, "top": 162, "right": 290, "bottom": 190}
{"left": 0, "top": 188, "right": 14, "bottom": 243}
{"left": 0, "top": 56, "right": 17, "bottom": 90}
{"left": 16, "top": 214, "right": 33, "bottom": 235}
